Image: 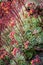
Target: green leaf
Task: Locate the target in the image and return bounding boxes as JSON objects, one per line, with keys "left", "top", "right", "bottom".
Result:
{"left": 0, "top": 59, "right": 6, "bottom": 65}
{"left": 39, "top": 44, "right": 43, "bottom": 48}
{"left": 5, "top": 55, "right": 10, "bottom": 62}
{"left": 14, "top": 34, "right": 22, "bottom": 43}
{"left": 35, "top": 27, "right": 42, "bottom": 33}
{"left": 10, "top": 60, "right": 16, "bottom": 65}
{"left": 24, "top": 24, "right": 30, "bottom": 31}
{"left": 28, "top": 45, "right": 33, "bottom": 49}
{"left": 38, "top": 16, "right": 42, "bottom": 22}
{"left": 36, "top": 32, "right": 43, "bottom": 44}
{"left": 18, "top": 61, "right": 27, "bottom": 65}
{"left": 30, "top": 36, "right": 37, "bottom": 46}
{"left": 24, "top": 50, "right": 33, "bottom": 59}
{"left": 32, "top": 17, "right": 39, "bottom": 27}
{"left": 25, "top": 30, "right": 32, "bottom": 39}
{"left": 16, "top": 53, "right": 25, "bottom": 62}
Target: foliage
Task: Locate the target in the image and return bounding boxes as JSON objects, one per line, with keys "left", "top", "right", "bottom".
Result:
{"left": 0, "top": 1, "right": 43, "bottom": 65}
{"left": 0, "top": 59, "right": 6, "bottom": 65}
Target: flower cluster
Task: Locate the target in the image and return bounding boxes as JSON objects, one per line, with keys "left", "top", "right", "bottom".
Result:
{"left": 0, "top": 1, "right": 11, "bottom": 31}
{"left": 11, "top": 47, "right": 19, "bottom": 56}
{"left": 31, "top": 55, "right": 41, "bottom": 65}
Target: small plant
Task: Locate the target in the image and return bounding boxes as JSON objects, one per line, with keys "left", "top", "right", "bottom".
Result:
{"left": 0, "top": 0, "right": 43, "bottom": 65}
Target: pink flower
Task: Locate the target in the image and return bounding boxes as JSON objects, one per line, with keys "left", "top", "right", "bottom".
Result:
{"left": 35, "top": 55, "right": 40, "bottom": 63}
{"left": 35, "top": 58, "right": 40, "bottom": 63}
{"left": 0, "top": 2, "right": 11, "bottom": 31}
{"left": 31, "top": 55, "right": 41, "bottom": 65}
{"left": 10, "top": 21, "right": 16, "bottom": 27}
{"left": 33, "top": 29, "right": 38, "bottom": 34}
{"left": 32, "top": 63, "right": 35, "bottom": 65}
{"left": 9, "top": 17, "right": 16, "bottom": 27}
{"left": 30, "top": 9, "right": 34, "bottom": 14}
{"left": 0, "top": 49, "right": 7, "bottom": 59}
{"left": 31, "top": 59, "right": 35, "bottom": 64}
{"left": 28, "top": 3, "right": 33, "bottom": 8}
{"left": 24, "top": 0, "right": 27, "bottom": 3}
{"left": 9, "top": 31, "right": 15, "bottom": 40}
{"left": 12, "top": 0, "right": 17, "bottom": 5}
{"left": 10, "top": 39, "right": 18, "bottom": 45}
{"left": 28, "top": 12, "right": 30, "bottom": 16}
{"left": 12, "top": 48, "right": 19, "bottom": 56}
{"left": 24, "top": 41, "right": 29, "bottom": 49}
{"left": 28, "top": 3, "right": 35, "bottom": 8}
{"left": 1, "top": 2, "right": 11, "bottom": 11}
{"left": 35, "top": 55, "right": 40, "bottom": 58}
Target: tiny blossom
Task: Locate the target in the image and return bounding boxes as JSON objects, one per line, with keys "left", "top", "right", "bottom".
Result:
{"left": 28, "top": 12, "right": 30, "bottom": 16}
{"left": 9, "top": 31, "right": 15, "bottom": 40}
{"left": 35, "top": 55, "right": 40, "bottom": 63}
{"left": 31, "top": 55, "right": 41, "bottom": 65}
{"left": 12, "top": 0, "right": 17, "bottom": 5}
{"left": 1, "top": 2, "right": 11, "bottom": 11}
{"left": 28, "top": 3, "right": 32, "bottom": 7}
{"left": 0, "top": 49, "right": 7, "bottom": 59}
{"left": 9, "top": 17, "right": 16, "bottom": 27}
{"left": 29, "top": 9, "right": 34, "bottom": 14}
{"left": 35, "top": 58, "right": 40, "bottom": 63}
{"left": 24, "top": 0, "right": 27, "bottom": 3}
{"left": 28, "top": 3, "right": 35, "bottom": 8}
{"left": 31, "top": 59, "right": 35, "bottom": 64}
{"left": 9, "top": 21, "right": 16, "bottom": 27}
{"left": 32, "top": 63, "right": 35, "bottom": 65}
{"left": 10, "top": 17, "right": 15, "bottom": 21}
{"left": 0, "top": 2, "right": 11, "bottom": 31}
{"left": 24, "top": 41, "right": 29, "bottom": 49}
{"left": 33, "top": 29, "right": 38, "bottom": 34}
{"left": 35, "top": 55, "right": 40, "bottom": 58}
{"left": 10, "top": 39, "right": 18, "bottom": 45}
{"left": 28, "top": 3, "right": 33, "bottom": 8}
{"left": 11, "top": 48, "right": 19, "bottom": 56}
